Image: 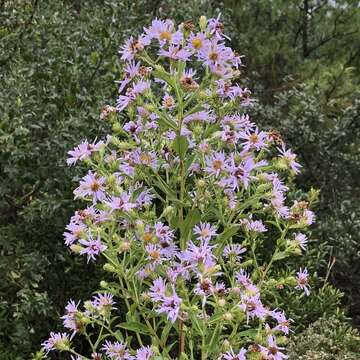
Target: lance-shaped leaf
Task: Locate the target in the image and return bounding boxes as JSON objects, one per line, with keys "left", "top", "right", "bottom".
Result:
{"left": 173, "top": 135, "right": 189, "bottom": 160}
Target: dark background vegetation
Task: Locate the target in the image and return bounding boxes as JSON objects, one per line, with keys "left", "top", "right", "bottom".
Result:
{"left": 0, "top": 1, "right": 359, "bottom": 359}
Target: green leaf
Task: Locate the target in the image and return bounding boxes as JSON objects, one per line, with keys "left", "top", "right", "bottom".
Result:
{"left": 215, "top": 225, "right": 241, "bottom": 256}
{"left": 208, "top": 323, "right": 221, "bottom": 354}
{"left": 172, "top": 135, "right": 189, "bottom": 159}
{"left": 161, "top": 321, "right": 174, "bottom": 345}
{"left": 272, "top": 251, "right": 289, "bottom": 262}
{"left": 157, "top": 113, "right": 177, "bottom": 130}
{"left": 180, "top": 208, "right": 201, "bottom": 238}
{"left": 117, "top": 322, "right": 150, "bottom": 335}
{"left": 237, "top": 329, "right": 258, "bottom": 338}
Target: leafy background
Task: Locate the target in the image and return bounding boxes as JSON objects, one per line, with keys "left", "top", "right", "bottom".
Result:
{"left": 0, "top": 0, "right": 359, "bottom": 358}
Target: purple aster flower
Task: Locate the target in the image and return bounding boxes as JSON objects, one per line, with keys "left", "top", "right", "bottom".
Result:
{"left": 104, "top": 192, "right": 137, "bottom": 212}
{"left": 144, "top": 18, "right": 182, "bottom": 46}
{"left": 102, "top": 340, "right": 133, "bottom": 360}
{"left": 277, "top": 144, "right": 301, "bottom": 174}
{"left": 294, "top": 233, "right": 308, "bottom": 251}
{"left": 119, "top": 35, "right": 149, "bottom": 61}
{"left": 166, "top": 261, "right": 190, "bottom": 283}
{"left": 221, "top": 114, "right": 254, "bottom": 130}
{"left": 79, "top": 233, "right": 107, "bottom": 262}
{"left": 133, "top": 80, "right": 151, "bottom": 95}
{"left": 223, "top": 244, "right": 246, "bottom": 261}
{"left": 136, "top": 346, "right": 153, "bottom": 360}
{"left": 193, "top": 222, "right": 217, "bottom": 241}
{"left": 118, "top": 61, "right": 141, "bottom": 92}
{"left": 61, "top": 300, "right": 81, "bottom": 337}
{"left": 213, "top": 282, "right": 227, "bottom": 296}
{"left": 270, "top": 310, "right": 293, "bottom": 335}
{"left": 180, "top": 68, "right": 199, "bottom": 90}
{"left": 148, "top": 278, "right": 167, "bottom": 302}
{"left": 303, "top": 209, "right": 316, "bottom": 225}
{"left": 135, "top": 188, "right": 154, "bottom": 207}
{"left": 116, "top": 90, "right": 136, "bottom": 111}
{"left": 162, "top": 93, "right": 175, "bottom": 110}
{"left": 187, "top": 32, "right": 208, "bottom": 52}
{"left": 221, "top": 155, "right": 259, "bottom": 190}
{"left": 158, "top": 45, "right": 191, "bottom": 61}
{"left": 235, "top": 270, "right": 253, "bottom": 288}
{"left": 73, "top": 171, "right": 106, "bottom": 204}
{"left": 239, "top": 294, "right": 267, "bottom": 321}
{"left": 156, "top": 287, "right": 182, "bottom": 323}
{"left": 123, "top": 120, "right": 143, "bottom": 137}
{"left": 207, "top": 15, "right": 227, "bottom": 39}
{"left": 66, "top": 139, "right": 104, "bottom": 166}
{"left": 194, "top": 277, "right": 213, "bottom": 298}
{"left": 199, "top": 39, "right": 230, "bottom": 69}
{"left": 220, "top": 125, "right": 240, "bottom": 145}
{"left": 91, "top": 293, "right": 115, "bottom": 314}
{"left": 205, "top": 151, "right": 226, "bottom": 177}
{"left": 131, "top": 149, "right": 158, "bottom": 169}
{"left": 179, "top": 238, "right": 216, "bottom": 271}
{"left": 218, "top": 348, "right": 247, "bottom": 360}
{"left": 42, "top": 332, "right": 70, "bottom": 353}
{"left": 259, "top": 335, "right": 288, "bottom": 360}
{"left": 295, "top": 268, "right": 310, "bottom": 296}
{"left": 145, "top": 244, "right": 164, "bottom": 266}
{"left": 238, "top": 127, "right": 268, "bottom": 152}
{"left": 67, "top": 140, "right": 92, "bottom": 166}
{"left": 183, "top": 110, "right": 215, "bottom": 124}
{"left": 216, "top": 79, "right": 232, "bottom": 98}
{"left": 269, "top": 190, "right": 290, "bottom": 219}
{"left": 241, "top": 218, "right": 267, "bottom": 233}
{"left": 154, "top": 222, "right": 174, "bottom": 243}
{"left": 63, "top": 221, "right": 87, "bottom": 246}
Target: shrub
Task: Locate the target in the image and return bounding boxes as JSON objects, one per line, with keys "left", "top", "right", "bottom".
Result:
{"left": 287, "top": 315, "right": 360, "bottom": 360}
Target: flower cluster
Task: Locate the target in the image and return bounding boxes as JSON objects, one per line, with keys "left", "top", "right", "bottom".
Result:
{"left": 41, "top": 16, "right": 316, "bottom": 360}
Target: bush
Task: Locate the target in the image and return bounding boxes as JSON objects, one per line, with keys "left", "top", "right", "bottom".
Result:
{"left": 288, "top": 315, "right": 360, "bottom": 360}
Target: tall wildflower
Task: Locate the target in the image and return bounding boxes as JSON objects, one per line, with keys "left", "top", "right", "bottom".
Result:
{"left": 41, "top": 16, "right": 317, "bottom": 360}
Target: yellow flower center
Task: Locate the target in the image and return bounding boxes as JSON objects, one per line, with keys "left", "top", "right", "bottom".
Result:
{"left": 209, "top": 52, "right": 219, "bottom": 61}
{"left": 140, "top": 153, "right": 152, "bottom": 164}
{"left": 249, "top": 133, "right": 259, "bottom": 144}
{"left": 90, "top": 181, "right": 100, "bottom": 192}
{"left": 149, "top": 250, "right": 161, "bottom": 260}
{"left": 191, "top": 38, "right": 202, "bottom": 49}
{"left": 143, "top": 232, "right": 153, "bottom": 242}
{"left": 159, "top": 31, "right": 172, "bottom": 41}
{"left": 212, "top": 159, "right": 223, "bottom": 170}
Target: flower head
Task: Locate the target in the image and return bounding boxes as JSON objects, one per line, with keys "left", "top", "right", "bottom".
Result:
{"left": 295, "top": 268, "right": 310, "bottom": 296}
{"left": 79, "top": 233, "right": 107, "bottom": 262}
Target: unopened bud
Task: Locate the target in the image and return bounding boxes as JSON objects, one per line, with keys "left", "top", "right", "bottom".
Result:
{"left": 196, "top": 179, "right": 206, "bottom": 188}
{"left": 103, "top": 263, "right": 117, "bottom": 273}
{"left": 161, "top": 205, "right": 175, "bottom": 217}
{"left": 223, "top": 312, "right": 233, "bottom": 321}
{"left": 222, "top": 339, "right": 231, "bottom": 351}
{"left": 70, "top": 244, "right": 83, "bottom": 253}
{"left": 100, "top": 280, "right": 108, "bottom": 288}
{"left": 218, "top": 298, "right": 226, "bottom": 307}
{"left": 119, "top": 241, "right": 131, "bottom": 252}
{"left": 199, "top": 16, "right": 207, "bottom": 31}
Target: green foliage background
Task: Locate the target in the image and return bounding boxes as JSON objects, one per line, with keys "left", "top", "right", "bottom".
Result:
{"left": 0, "top": 0, "right": 359, "bottom": 358}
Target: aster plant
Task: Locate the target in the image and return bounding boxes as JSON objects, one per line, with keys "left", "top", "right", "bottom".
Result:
{"left": 41, "top": 16, "right": 316, "bottom": 360}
